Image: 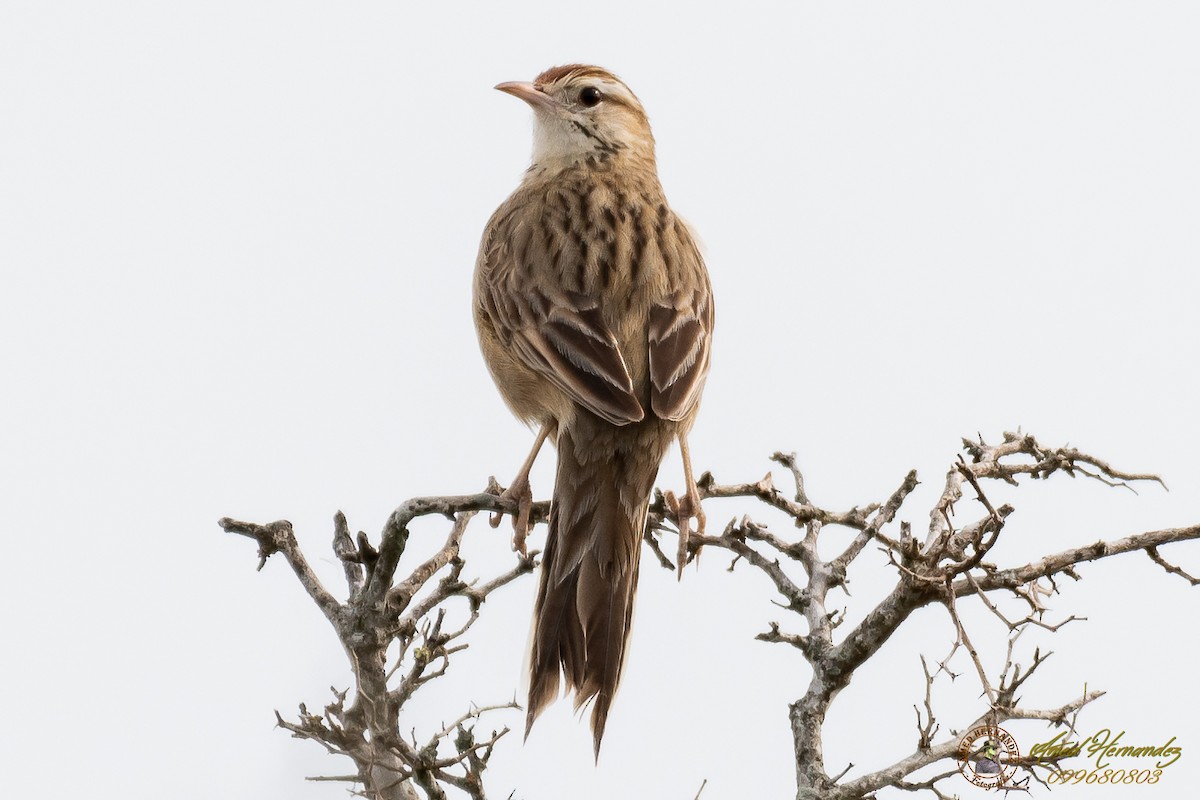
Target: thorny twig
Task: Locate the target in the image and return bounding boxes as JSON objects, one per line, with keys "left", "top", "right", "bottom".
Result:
{"left": 219, "top": 481, "right": 538, "bottom": 800}
{"left": 643, "top": 430, "right": 1196, "bottom": 799}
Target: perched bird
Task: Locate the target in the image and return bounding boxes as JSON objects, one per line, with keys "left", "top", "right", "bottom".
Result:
{"left": 474, "top": 64, "right": 714, "bottom": 757}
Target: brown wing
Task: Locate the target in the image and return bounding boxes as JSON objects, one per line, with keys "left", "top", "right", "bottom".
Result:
{"left": 479, "top": 215, "right": 644, "bottom": 426}
{"left": 649, "top": 231, "right": 713, "bottom": 421}
{"left": 510, "top": 289, "right": 644, "bottom": 424}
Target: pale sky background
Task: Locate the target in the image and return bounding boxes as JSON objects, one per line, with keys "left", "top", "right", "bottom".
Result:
{"left": 2, "top": 2, "right": 1198, "bottom": 799}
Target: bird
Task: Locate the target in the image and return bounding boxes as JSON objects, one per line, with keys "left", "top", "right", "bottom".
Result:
{"left": 473, "top": 64, "right": 714, "bottom": 758}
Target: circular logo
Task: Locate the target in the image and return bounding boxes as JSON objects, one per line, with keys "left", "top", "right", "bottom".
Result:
{"left": 957, "top": 725, "right": 1020, "bottom": 789}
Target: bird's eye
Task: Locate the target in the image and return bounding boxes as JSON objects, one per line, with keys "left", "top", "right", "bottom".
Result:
{"left": 579, "top": 87, "right": 603, "bottom": 107}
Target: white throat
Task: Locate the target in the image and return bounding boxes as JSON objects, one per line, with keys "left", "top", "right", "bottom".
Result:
{"left": 530, "top": 116, "right": 614, "bottom": 172}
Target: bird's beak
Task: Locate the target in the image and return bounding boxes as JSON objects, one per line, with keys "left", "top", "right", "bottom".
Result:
{"left": 495, "top": 81, "right": 558, "bottom": 113}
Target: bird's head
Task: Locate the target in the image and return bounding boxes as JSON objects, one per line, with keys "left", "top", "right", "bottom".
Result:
{"left": 496, "top": 65, "right": 655, "bottom": 171}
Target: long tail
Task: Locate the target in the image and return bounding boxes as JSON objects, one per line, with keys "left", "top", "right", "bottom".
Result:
{"left": 526, "top": 415, "right": 663, "bottom": 758}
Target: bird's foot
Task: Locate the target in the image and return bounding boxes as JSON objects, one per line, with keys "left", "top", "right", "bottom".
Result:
{"left": 664, "top": 486, "right": 706, "bottom": 580}
{"left": 490, "top": 474, "right": 534, "bottom": 556}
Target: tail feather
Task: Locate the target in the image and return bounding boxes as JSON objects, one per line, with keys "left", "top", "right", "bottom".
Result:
{"left": 526, "top": 417, "right": 662, "bottom": 758}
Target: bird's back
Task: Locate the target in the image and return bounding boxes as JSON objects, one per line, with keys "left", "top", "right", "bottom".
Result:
{"left": 476, "top": 161, "right": 705, "bottom": 423}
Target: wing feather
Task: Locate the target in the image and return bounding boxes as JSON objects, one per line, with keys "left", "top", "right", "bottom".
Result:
{"left": 649, "top": 235, "right": 713, "bottom": 421}
{"left": 481, "top": 217, "right": 644, "bottom": 425}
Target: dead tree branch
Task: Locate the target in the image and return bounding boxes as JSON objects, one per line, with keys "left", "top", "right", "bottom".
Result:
{"left": 644, "top": 430, "right": 1197, "bottom": 800}
{"left": 221, "top": 431, "right": 1196, "bottom": 800}
{"left": 219, "top": 482, "right": 539, "bottom": 800}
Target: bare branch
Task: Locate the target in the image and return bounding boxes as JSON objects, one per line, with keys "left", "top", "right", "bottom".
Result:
{"left": 892, "top": 767, "right": 960, "bottom": 800}
{"left": 367, "top": 491, "right": 550, "bottom": 609}
{"left": 914, "top": 656, "right": 938, "bottom": 750}
{"left": 941, "top": 578, "right": 997, "bottom": 707}
{"left": 387, "top": 512, "right": 475, "bottom": 612}
{"left": 222, "top": 494, "right": 536, "bottom": 799}
{"left": 770, "top": 451, "right": 812, "bottom": 505}
{"left": 836, "top": 688, "right": 1104, "bottom": 799}
{"left": 1146, "top": 545, "right": 1200, "bottom": 586}
{"left": 954, "top": 525, "right": 1200, "bottom": 596}
{"left": 832, "top": 470, "right": 919, "bottom": 571}
{"left": 683, "top": 433, "right": 1191, "bottom": 799}
{"left": 643, "top": 526, "right": 678, "bottom": 570}
{"left": 690, "top": 472, "right": 872, "bottom": 530}
{"left": 219, "top": 517, "right": 343, "bottom": 625}
{"left": 333, "top": 511, "right": 366, "bottom": 599}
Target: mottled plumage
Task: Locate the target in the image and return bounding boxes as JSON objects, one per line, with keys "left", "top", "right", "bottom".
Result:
{"left": 474, "top": 65, "right": 713, "bottom": 757}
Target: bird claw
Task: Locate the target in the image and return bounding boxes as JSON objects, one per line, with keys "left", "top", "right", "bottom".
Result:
{"left": 491, "top": 476, "right": 534, "bottom": 556}
{"left": 664, "top": 487, "right": 706, "bottom": 580}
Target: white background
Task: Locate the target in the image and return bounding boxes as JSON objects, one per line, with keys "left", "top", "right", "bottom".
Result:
{"left": 2, "top": 2, "right": 1198, "bottom": 798}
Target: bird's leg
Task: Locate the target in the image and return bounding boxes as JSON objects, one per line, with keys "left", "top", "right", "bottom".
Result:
{"left": 490, "top": 422, "right": 552, "bottom": 555}
{"left": 664, "top": 433, "right": 706, "bottom": 580}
